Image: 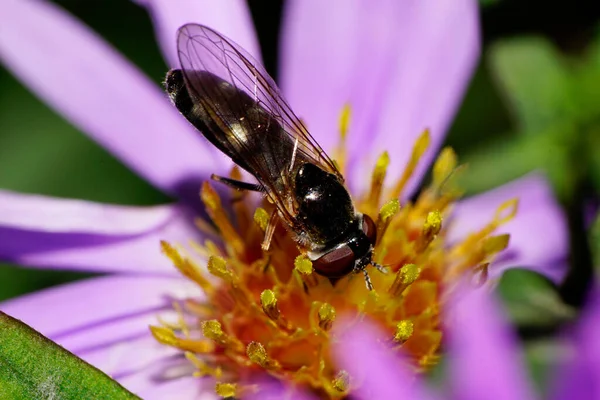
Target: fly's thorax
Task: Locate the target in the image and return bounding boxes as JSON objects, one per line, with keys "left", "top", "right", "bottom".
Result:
{"left": 293, "top": 163, "right": 356, "bottom": 245}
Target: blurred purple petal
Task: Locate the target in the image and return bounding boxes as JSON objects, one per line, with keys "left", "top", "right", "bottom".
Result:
{"left": 133, "top": 375, "right": 209, "bottom": 400}
{"left": 136, "top": 0, "right": 260, "bottom": 67}
{"left": 448, "top": 173, "right": 569, "bottom": 283}
{"left": 551, "top": 287, "right": 600, "bottom": 400}
{"left": 0, "top": 191, "right": 198, "bottom": 273}
{"left": 281, "top": 0, "right": 479, "bottom": 197}
{"left": 0, "top": 0, "right": 226, "bottom": 201}
{"left": 445, "top": 289, "right": 537, "bottom": 400}
{"left": 333, "top": 317, "right": 438, "bottom": 400}
{"left": 0, "top": 276, "right": 199, "bottom": 380}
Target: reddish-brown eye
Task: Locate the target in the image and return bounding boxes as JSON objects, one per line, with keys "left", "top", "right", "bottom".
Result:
{"left": 312, "top": 245, "right": 356, "bottom": 278}
{"left": 362, "top": 214, "right": 377, "bottom": 245}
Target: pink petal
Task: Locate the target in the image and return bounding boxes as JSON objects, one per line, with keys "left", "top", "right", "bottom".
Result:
{"left": 445, "top": 289, "right": 537, "bottom": 400}
{"left": 448, "top": 173, "right": 569, "bottom": 283}
{"left": 132, "top": 375, "right": 210, "bottom": 400}
{"left": 333, "top": 317, "right": 438, "bottom": 400}
{"left": 0, "top": 0, "right": 226, "bottom": 201}
{"left": 136, "top": 0, "right": 260, "bottom": 67}
{"left": 0, "top": 190, "right": 198, "bottom": 274}
{"left": 280, "top": 0, "right": 479, "bottom": 197}
{"left": 0, "top": 275, "right": 199, "bottom": 380}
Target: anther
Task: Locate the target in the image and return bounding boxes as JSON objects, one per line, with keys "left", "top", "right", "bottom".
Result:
{"left": 247, "top": 342, "right": 280, "bottom": 370}
{"left": 482, "top": 234, "right": 510, "bottom": 257}
{"left": 377, "top": 199, "right": 400, "bottom": 247}
{"left": 367, "top": 151, "right": 390, "bottom": 212}
{"left": 201, "top": 182, "right": 244, "bottom": 255}
{"left": 390, "top": 129, "right": 430, "bottom": 199}
{"left": 260, "top": 289, "right": 280, "bottom": 321}
{"left": 394, "top": 320, "right": 414, "bottom": 343}
{"left": 202, "top": 320, "right": 243, "bottom": 352}
{"left": 317, "top": 303, "right": 336, "bottom": 331}
{"left": 161, "top": 241, "right": 212, "bottom": 292}
{"left": 294, "top": 255, "right": 319, "bottom": 287}
{"left": 389, "top": 263, "right": 421, "bottom": 296}
{"left": 253, "top": 207, "right": 270, "bottom": 231}
{"left": 150, "top": 326, "right": 214, "bottom": 353}
{"left": 215, "top": 382, "right": 237, "bottom": 398}
{"left": 332, "top": 370, "right": 350, "bottom": 393}
{"left": 416, "top": 210, "right": 442, "bottom": 252}
{"left": 207, "top": 256, "right": 234, "bottom": 283}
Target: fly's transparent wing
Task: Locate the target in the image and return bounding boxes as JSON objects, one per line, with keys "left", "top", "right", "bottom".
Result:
{"left": 176, "top": 23, "right": 342, "bottom": 226}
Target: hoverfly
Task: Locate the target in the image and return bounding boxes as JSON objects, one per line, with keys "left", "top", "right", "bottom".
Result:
{"left": 165, "top": 23, "right": 385, "bottom": 289}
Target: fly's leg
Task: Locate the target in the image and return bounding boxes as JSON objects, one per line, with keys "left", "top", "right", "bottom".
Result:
{"left": 261, "top": 210, "right": 279, "bottom": 251}
{"left": 211, "top": 174, "right": 264, "bottom": 192}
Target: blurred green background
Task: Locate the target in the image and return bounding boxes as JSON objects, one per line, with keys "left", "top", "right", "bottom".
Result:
{"left": 1, "top": 0, "right": 600, "bottom": 392}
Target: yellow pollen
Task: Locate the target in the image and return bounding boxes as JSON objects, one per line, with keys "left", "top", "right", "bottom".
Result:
{"left": 390, "top": 129, "right": 430, "bottom": 198}
{"left": 207, "top": 256, "right": 234, "bottom": 282}
{"left": 155, "top": 110, "right": 519, "bottom": 399}
{"left": 394, "top": 320, "right": 414, "bottom": 343}
{"left": 339, "top": 103, "right": 351, "bottom": 140}
{"left": 332, "top": 370, "right": 350, "bottom": 393}
{"left": 254, "top": 207, "right": 270, "bottom": 231}
{"left": 215, "top": 382, "right": 237, "bottom": 398}
{"left": 389, "top": 263, "right": 421, "bottom": 296}
{"left": 317, "top": 303, "right": 336, "bottom": 331}
{"left": 247, "top": 342, "right": 280, "bottom": 370}
{"left": 366, "top": 151, "right": 390, "bottom": 213}
{"left": 260, "top": 289, "right": 280, "bottom": 320}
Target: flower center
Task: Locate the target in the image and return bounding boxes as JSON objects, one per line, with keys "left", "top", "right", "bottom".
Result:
{"left": 152, "top": 107, "right": 517, "bottom": 399}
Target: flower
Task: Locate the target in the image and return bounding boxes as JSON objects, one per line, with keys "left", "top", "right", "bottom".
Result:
{"left": 0, "top": 0, "right": 569, "bottom": 399}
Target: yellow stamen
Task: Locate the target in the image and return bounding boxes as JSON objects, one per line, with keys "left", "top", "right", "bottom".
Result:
{"left": 160, "top": 241, "right": 212, "bottom": 293}
{"left": 332, "top": 370, "right": 350, "bottom": 393}
{"left": 201, "top": 182, "right": 245, "bottom": 255}
{"left": 295, "top": 255, "right": 319, "bottom": 287}
{"left": 207, "top": 256, "right": 234, "bottom": 283}
{"left": 260, "top": 289, "right": 280, "bottom": 320}
{"left": 317, "top": 303, "right": 336, "bottom": 331}
{"left": 390, "top": 129, "right": 430, "bottom": 198}
{"left": 247, "top": 342, "right": 280, "bottom": 370}
{"left": 366, "top": 151, "right": 390, "bottom": 213}
{"left": 334, "top": 104, "right": 352, "bottom": 173}
{"left": 215, "top": 383, "right": 237, "bottom": 398}
{"left": 376, "top": 199, "right": 400, "bottom": 253}
{"left": 394, "top": 320, "right": 414, "bottom": 343}
{"left": 389, "top": 263, "right": 421, "bottom": 296}
{"left": 150, "top": 326, "right": 214, "bottom": 353}
{"left": 253, "top": 207, "right": 270, "bottom": 231}
{"left": 416, "top": 210, "right": 442, "bottom": 252}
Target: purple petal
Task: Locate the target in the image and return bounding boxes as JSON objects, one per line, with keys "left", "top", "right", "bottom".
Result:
{"left": 0, "top": 0, "right": 227, "bottom": 201}
{"left": 136, "top": 0, "right": 260, "bottom": 67}
{"left": 333, "top": 317, "right": 438, "bottom": 400}
{"left": 445, "top": 288, "right": 537, "bottom": 400}
{"left": 0, "top": 275, "right": 199, "bottom": 382}
{"left": 0, "top": 190, "right": 198, "bottom": 274}
{"left": 448, "top": 173, "right": 569, "bottom": 283}
{"left": 132, "top": 376, "right": 209, "bottom": 400}
{"left": 551, "top": 287, "right": 600, "bottom": 400}
{"left": 280, "top": 0, "right": 479, "bottom": 197}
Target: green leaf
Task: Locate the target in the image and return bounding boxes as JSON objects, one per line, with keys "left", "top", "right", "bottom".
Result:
{"left": 496, "top": 269, "right": 575, "bottom": 328}
{"left": 0, "top": 312, "right": 139, "bottom": 399}
{"left": 457, "top": 126, "right": 574, "bottom": 201}
{"left": 488, "top": 37, "right": 577, "bottom": 133}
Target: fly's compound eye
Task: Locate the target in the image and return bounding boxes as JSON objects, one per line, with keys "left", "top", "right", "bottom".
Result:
{"left": 362, "top": 214, "right": 377, "bottom": 245}
{"left": 312, "top": 245, "right": 356, "bottom": 278}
